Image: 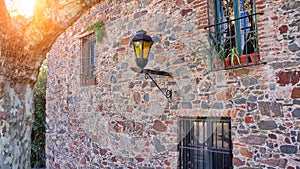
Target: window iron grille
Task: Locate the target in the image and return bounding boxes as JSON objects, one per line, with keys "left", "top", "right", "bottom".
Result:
{"left": 80, "top": 33, "right": 97, "bottom": 86}
{"left": 206, "top": 0, "right": 263, "bottom": 69}
{"left": 178, "top": 117, "right": 232, "bottom": 169}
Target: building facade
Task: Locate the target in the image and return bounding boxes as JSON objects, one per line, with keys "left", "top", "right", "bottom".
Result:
{"left": 46, "top": 0, "right": 300, "bottom": 168}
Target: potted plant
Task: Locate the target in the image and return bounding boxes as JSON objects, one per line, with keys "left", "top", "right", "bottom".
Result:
{"left": 196, "top": 33, "right": 225, "bottom": 70}
{"left": 225, "top": 47, "right": 241, "bottom": 68}
{"left": 241, "top": 32, "right": 260, "bottom": 65}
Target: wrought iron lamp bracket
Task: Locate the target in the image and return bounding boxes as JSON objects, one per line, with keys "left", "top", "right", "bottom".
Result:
{"left": 145, "top": 72, "right": 172, "bottom": 99}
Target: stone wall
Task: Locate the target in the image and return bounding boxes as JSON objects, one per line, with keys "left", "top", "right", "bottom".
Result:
{"left": 46, "top": 0, "right": 300, "bottom": 168}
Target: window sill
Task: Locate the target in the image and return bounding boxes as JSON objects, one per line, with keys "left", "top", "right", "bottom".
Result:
{"left": 209, "top": 61, "right": 267, "bottom": 73}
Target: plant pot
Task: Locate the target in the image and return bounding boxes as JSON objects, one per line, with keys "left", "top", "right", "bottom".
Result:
{"left": 214, "top": 59, "right": 224, "bottom": 69}
{"left": 239, "top": 53, "right": 260, "bottom": 65}
{"left": 225, "top": 57, "right": 240, "bottom": 68}
{"left": 239, "top": 55, "right": 250, "bottom": 66}
{"left": 249, "top": 53, "right": 260, "bottom": 64}
{"left": 225, "top": 58, "right": 231, "bottom": 68}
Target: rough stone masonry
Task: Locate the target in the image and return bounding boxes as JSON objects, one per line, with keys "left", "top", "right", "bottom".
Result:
{"left": 47, "top": 0, "right": 300, "bottom": 168}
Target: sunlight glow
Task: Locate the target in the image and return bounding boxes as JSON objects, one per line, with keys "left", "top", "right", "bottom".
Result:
{"left": 5, "top": 0, "right": 35, "bottom": 17}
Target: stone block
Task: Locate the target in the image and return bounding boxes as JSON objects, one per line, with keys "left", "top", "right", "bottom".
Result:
{"left": 240, "top": 147, "right": 253, "bottom": 158}
{"left": 240, "top": 134, "right": 267, "bottom": 145}
{"left": 153, "top": 119, "right": 167, "bottom": 132}
{"left": 277, "top": 71, "right": 300, "bottom": 86}
{"left": 258, "top": 120, "right": 277, "bottom": 130}
{"left": 280, "top": 145, "right": 298, "bottom": 154}
{"left": 291, "top": 87, "right": 300, "bottom": 98}
{"left": 279, "top": 25, "right": 288, "bottom": 34}
{"left": 288, "top": 43, "right": 300, "bottom": 52}
{"left": 257, "top": 158, "right": 287, "bottom": 168}
{"left": 258, "top": 101, "right": 283, "bottom": 117}
{"left": 133, "top": 92, "right": 141, "bottom": 104}
{"left": 241, "top": 77, "right": 258, "bottom": 87}
{"left": 232, "top": 157, "right": 245, "bottom": 167}
{"left": 292, "top": 108, "right": 300, "bottom": 118}
{"left": 153, "top": 137, "right": 166, "bottom": 153}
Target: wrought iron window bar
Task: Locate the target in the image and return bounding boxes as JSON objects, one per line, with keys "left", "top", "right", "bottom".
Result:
{"left": 204, "top": 12, "right": 263, "bottom": 29}
{"left": 178, "top": 117, "right": 232, "bottom": 169}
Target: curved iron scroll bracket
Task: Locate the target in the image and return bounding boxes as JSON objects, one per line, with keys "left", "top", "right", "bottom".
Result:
{"left": 130, "top": 67, "right": 172, "bottom": 99}
{"left": 145, "top": 72, "right": 172, "bottom": 99}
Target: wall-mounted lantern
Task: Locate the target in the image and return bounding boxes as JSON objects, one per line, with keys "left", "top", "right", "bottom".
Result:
{"left": 131, "top": 30, "right": 172, "bottom": 99}
{"left": 132, "top": 30, "right": 153, "bottom": 69}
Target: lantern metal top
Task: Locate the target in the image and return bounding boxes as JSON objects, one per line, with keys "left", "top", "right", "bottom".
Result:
{"left": 132, "top": 30, "right": 153, "bottom": 43}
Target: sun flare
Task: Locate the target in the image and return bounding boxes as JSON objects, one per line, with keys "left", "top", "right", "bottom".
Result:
{"left": 5, "top": 0, "right": 35, "bottom": 17}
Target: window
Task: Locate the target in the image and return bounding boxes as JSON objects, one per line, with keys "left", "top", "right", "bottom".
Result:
{"left": 178, "top": 117, "right": 232, "bottom": 169}
{"left": 206, "top": 0, "right": 261, "bottom": 69}
{"left": 81, "top": 33, "right": 97, "bottom": 86}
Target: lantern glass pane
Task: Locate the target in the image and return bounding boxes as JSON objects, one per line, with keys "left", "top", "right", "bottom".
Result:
{"left": 143, "top": 41, "right": 152, "bottom": 59}
{"left": 133, "top": 41, "right": 143, "bottom": 58}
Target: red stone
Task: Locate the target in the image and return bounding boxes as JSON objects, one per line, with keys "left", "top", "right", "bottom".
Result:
{"left": 153, "top": 120, "right": 167, "bottom": 132}
{"left": 181, "top": 9, "right": 192, "bottom": 16}
{"left": 111, "top": 157, "right": 117, "bottom": 162}
{"left": 240, "top": 147, "right": 253, "bottom": 158}
{"left": 285, "top": 122, "right": 293, "bottom": 127}
{"left": 245, "top": 116, "right": 254, "bottom": 123}
{"left": 74, "top": 141, "right": 80, "bottom": 146}
{"left": 291, "top": 87, "right": 300, "bottom": 98}
{"left": 232, "top": 157, "right": 245, "bottom": 166}
{"left": 81, "top": 157, "right": 86, "bottom": 164}
{"left": 277, "top": 71, "right": 300, "bottom": 86}
{"left": 135, "top": 157, "right": 144, "bottom": 162}
{"left": 117, "top": 47, "right": 125, "bottom": 51}
{"left": 165, "top": 120, "right": 173, "bottom": 125}
{"left": 279, "top": 25, "right": 288, "bottom": 34}
{"left": 196, "top": 77, "right": 200, "bottom": 85}
{"left": 149, "top": 130, "right": 157, "bottom": 135}
{"left": 291, "top": 71, "right": 300, "bottom": 85}
{"left": 176, "top": 0, "right": 184, "bottom": 6}
{"left": 93, "top": 149, "right": 99, "bottom": 154}
{"left": 135, "top": 124, "right": 140, "bottom": 131}
{"left": 164, "top": 160, "right": 170, "bottom": 166}
{"left": 117, "top": 120, "right": 126, "bottom": 127}
{"left": 145, "top": 142, "right": 150, "bottom": 146}
{"left": 277, "top": 71, "right": 289, "bottom": 86}
{"left": 100, "top": 148, "right": 107, "bottom": 155}
{"left": 142, "top": 81, "right": 148, "bottom": 88}
{"left": 54, "top": 163, "right": 61, "bottom": 169}
{"left": 98, "top": 104, "right": 103, "bottom": 112}
{"left": 121, "top": 37, "right": 130, "bottom": 45}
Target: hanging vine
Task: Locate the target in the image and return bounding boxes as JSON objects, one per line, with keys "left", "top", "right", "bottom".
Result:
{"left": 87, "top": 21, "right": 105, "bottom": 43}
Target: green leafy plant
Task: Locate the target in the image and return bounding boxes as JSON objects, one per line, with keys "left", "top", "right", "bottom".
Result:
{"left": 195, "top": 33, "right": 225, "bottom": 70}
{"left": 227, "top": 47, "right": 241, "bottom": 67}
{"left": 31, "top": 61, "right": 47, "bottom": 168}
{"left": 87, "top": 21, "right": 105, "bottom": 43}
